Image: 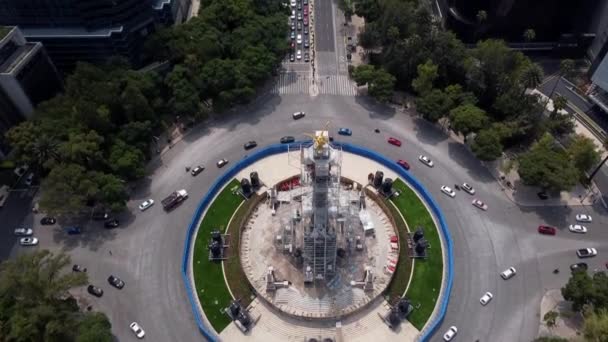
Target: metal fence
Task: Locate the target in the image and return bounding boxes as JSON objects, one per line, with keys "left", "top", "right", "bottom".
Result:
{"left": 181, "top": 141, "right": 453, "bottom": 342}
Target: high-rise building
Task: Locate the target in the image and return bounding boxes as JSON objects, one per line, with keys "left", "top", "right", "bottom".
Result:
{"left": 0, "top": 26, "right": 63, "bottom": 157}
{"left": 0, "top": 0, "right": 192, "bottom": 72}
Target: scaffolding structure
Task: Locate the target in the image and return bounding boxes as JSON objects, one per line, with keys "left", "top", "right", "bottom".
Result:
{"left": 299, "top": 131, "right": 342, "bottom": 283}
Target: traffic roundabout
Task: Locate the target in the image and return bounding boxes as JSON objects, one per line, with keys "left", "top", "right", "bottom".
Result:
{"left": 183, "top": 136, "right": 453, "bottom": 341}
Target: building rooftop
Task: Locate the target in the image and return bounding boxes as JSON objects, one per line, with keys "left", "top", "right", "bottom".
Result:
{"left": 0, "top": 43, "right": 36, "bottom": 74}
{"left": 0, "top": 26, "right": 11, "bottom": 41}
{"left": 21, "top": 26, "right": 123, "bottom": 38}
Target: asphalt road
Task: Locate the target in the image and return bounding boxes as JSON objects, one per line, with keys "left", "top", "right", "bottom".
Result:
{"left": 4, "top": 93, "right": 608, "bottom": 342}
{"left": 314, "top": 0, "right": 339, "bottom": 75}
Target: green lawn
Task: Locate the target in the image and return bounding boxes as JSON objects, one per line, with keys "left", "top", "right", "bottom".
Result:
{"left": 192, "top": 179, "right": 243, "bottom": 332}
{"left": 390, "top": 179, "right": 443, "bottom": 330}
{"left": 224, "top": 193, "right": 264, "bottom": 308}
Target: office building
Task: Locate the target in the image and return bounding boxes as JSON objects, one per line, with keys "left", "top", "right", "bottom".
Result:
{"left": 0, "top": 0, "right": 192, "bottom": 72}
{"left": 0, "top": 26, "right": 63, "bottom": 157}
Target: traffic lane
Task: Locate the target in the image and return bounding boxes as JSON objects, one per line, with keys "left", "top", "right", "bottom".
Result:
{"left": 313, "top": 0, "right": 335, "bottom": 52}
{"left": 0, "top": 189, "right": 36, "bottom": 260}
{"left": 539, "top": 77, "right": 592, "bottom": 113}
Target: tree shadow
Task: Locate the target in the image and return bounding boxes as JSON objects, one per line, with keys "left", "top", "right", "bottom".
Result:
{"left": 412, "top": 117, "right": 448, "bottom": 146}
{"left": 446, "top": 142, "right": 496, "bottom": 184}
{"left": 353, "top": 96, "right": 396, "bottom": 120}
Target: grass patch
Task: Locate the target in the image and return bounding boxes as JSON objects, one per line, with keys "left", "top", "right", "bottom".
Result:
{"left": 224, "top": 193, "right": 267, "bottom": 308}
{"left": 364, "top": 189, "right": 412, "bottom": 300}
{"left": 390, "top": 178, "right": 443, "bottom": 330}
{"left": 192, "top": 179, "right": 243, "bottom": 332}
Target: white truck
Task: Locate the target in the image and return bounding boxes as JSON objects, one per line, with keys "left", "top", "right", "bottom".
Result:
{"left": 161, "top": 189, "right": 188, "bottom": 210}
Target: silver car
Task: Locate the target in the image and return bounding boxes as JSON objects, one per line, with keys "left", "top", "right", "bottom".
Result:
{"left": 20, "top": 237, "right": 38, "bottom": 246}
{"left": 138, "top": 199, "right": 155, "bottom": 211}
{"left": 14, "top": 228, "right": 33, "bottom": 236}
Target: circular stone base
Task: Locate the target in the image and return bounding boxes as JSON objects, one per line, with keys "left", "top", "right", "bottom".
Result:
{"left": 241, "top": 179, "right": 398, "bottom": 319}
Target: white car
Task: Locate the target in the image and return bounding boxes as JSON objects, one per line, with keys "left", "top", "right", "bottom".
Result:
{"left": 479, "top": 292, "right": 494, "bottom": 305}
{"left": 290, "top": 0, "right": 296, "bottom": 6}
{"left": 500, "top": 267, "right": 516, "bottom": 280}
{"left": 472, "top": 199, "right": 488, "bottom": 210}
{"left": 20, "top": 237, "right": 38, "bottom": 246}
{"left": 461, "top": 183, "right": 475, "bottom": 195}
{"left": 577, "top": 248, "right": 598, "bottom": 258}
{"left": 138, "top": 199, "right": 154, "bottom": 211}
{"left": 292, "top": 111, "right": 305, "bottom": 120}
{"left": 129, "top": 322, "right": 145, "bottom": 339}
{"left": 441, "top": 185, "right": 456, "bottom": 198}
{"left": 418, "top": 155, "right": 434, "bottom": 167}
{"left": 443, "top": 326, "right": 457, "bottom": 341}
{"left": 297, "top": 34, "right": 302, "bottom": 44}
{"left": 290, "top": 10, "right": 295, "bottom": 19}
{"left": 217, "top": 159, "right": 229, "bottom": 168}
{"left": 14, "top": 228, "right": 33, "bottom": 236}
{"left": 569, "top": 224, "right": 588, "bottom": 234}
{"left": 575, "top": 214, "right": 592, "bottom": 223}
{"left": 296, "top": 49, "right": 302, "bottom": 60}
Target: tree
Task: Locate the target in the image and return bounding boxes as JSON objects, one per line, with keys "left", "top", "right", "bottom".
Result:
{"left": 543, "top": 310, "right": 559, "bottom": 328}
{"left": 583, "top": 309, "right": 608, "bottom": 342}
{"left": 449, "top": 103, "right": 488, "bottom": 137}
{"left": 523, "top": 29, "right": 536, "bottom": 42}
{"left": 562, "top": 269, "right": 594, "bottom": 312}
{"left": 351, "top": 64, "right": 376, "bottom": 86}
{"left": 520, "top": 63, "right": 544, "bottom": 95}
{"left": 518, "top": 134, "right": 579, "bottom": 192}
{"left": 0, "top": 250, "right": 113, "bottom": 341}
{"left": 476, "top": 10, "right": 487, "bottom": 25}
{"left": 412, "top": 59, "right": 438, "bottom": 95}
{"left": 368, "top": 68, "right": 396, "bottom": 103}
{"left": 552, "top": 95, "right": 568, "bottom": 117}
{"left": 108, "top": 139, "right": 146, "bottom": 181}
{"left": 39, "top": 164, "right": 97, "bottom": 216}
{"left": 546, "top": 114, "right": 575, "bottom": 137}
{"left": 76, "top": 313, "right": 112, "bottom": 342}
{"left": 416, "top": 89, "right": 453, "bottom": 122}
{"left": 567, "top": 135, "right": 600, "bottom": 177}
{"left": 471, "top": 128, "right": 503, "bottom": 161}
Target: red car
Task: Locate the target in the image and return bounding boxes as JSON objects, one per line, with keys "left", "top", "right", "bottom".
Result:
{"left": 397, "top": 160, "right": 410, "bottom": 170}
{"left": 388, "top": 137, "right": 402, "bottom": 146}
{"left": 303, "top": 7, "right": 308, "bottom": 15}
{"left": 538, "top": 225, "right": 556, "bottom": 235}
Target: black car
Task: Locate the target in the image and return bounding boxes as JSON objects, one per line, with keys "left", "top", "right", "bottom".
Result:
{"left": 191, "top": 165, "right": 204, "bottom": 176}
{"left": 304, "top": 53, "right": 310, "bottom": 62}
{"left": 104, "top": 219, "right": 119, "bottom": 229}
{"left": 72, "top": 264, "right": 87, "bottom": 272}
{"left": 537, "top": 191, "right": 549, "bottom": 200}
{"left": 329, "top": 136, "right": 334, "bottom": 142}
{"left": 570, "top": 263, "right": 588, "bottom": 271}
{"left": 244, "top": 141, "right": 258, "bottom": 150}
{"left": 107, "top": 275, "right": 125, "bottom": 289}
{"left": 289, "top": 54, "right": 295, "bottom": 62}
{"left": 280, "top": 136, "right": 295, "bottom": 144}
{"left": 304, "top": 39, "right": 309, "bottom": 48}
{"left": 40, "top": 217, "right": 56, "bottom": 225}
{"left": 87, "top": 285, "right": 103, "bottom": 297}
{"left": 92, "top": 212, "right": 109, "bottom": 221}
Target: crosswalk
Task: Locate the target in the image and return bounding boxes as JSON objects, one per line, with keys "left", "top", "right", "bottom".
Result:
{"left": 271, "top": 73, "right": 359, "bottom": 96}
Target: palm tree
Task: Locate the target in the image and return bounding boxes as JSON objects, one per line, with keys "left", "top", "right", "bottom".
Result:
{"left": 520, "top": 63, "right": 544, "bottom": 95}
{"left": 523, "top": 29, "right": 536, "bottom": 42}
{"left": 476, "top": 10, "right": 487, "bottom": 25}
{"left": 588, "top": 138, "right": 608, "bottom": 182}
{"left": 32, "top": 135, "right": 60, "bottom": 171}
{"left": 549, "top": 59, "right": 575, "bottom": 99}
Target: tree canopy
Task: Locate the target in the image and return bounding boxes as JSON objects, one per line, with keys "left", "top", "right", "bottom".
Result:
{"left": 0, "top": 250, "right": 112, "bottom": 341}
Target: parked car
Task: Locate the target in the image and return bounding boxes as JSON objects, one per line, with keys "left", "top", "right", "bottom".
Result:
{"left": 107, "top": 275, "right": 125, "bottom": 289}
{"left": 40, "top": 217, "right": 56, "bottom": 225}
{"left": 129, "top": 322, "right": 145, "bottom": 339}
{"left": 576, "top": 214, "right": 592, "bottom": 223}
{"left": 500, "top": 267, "right": 516, "bottom": 280}
{"left": 92, "top": 211, "right": 109, "bottom": 221}
{"left": 570, "top": 263, "right": 588, "bottom": 272}
{"left": 418, "top": 155, "right": 434, "bottom": 167}
{"left": 461, "top": 183, "right": 475, "bottom": 195}
{"left": 104, "top": 219, "right": 120, "bottom": 229}
{"left": 191, "top": 165, "right": 204, "bottom": 176}
{"left": 577, "top": 248, "right": 598, "bottom": 258}
{"left": 538, "top": 225, "right": 556, "bottom": 235}
{"left": 441, "top": 185, "right": 456, "bottom": 198}
{"left": 479, "top": 292, "right": 494, "bottom": 306}
{"left": 443, "top": 326, "right": 457, "bottom": 341}
{"left": 280, "top": 136, "right": 295, "bottom": 144}
{"left": 397, "top": 160, "right": 410, "bottom": 170}
{"left": 568, "top": 224, "right": 588, "bottom": 234}
{"left": 25, "top": 173, "right": 34, "bottom": 186}
{"left": 217, "top": 159, "right": 229, "bottom": 168}
{"left": 472, "top": 199, "right": 488, "bottom": 210}
{"left": 87, "top": 285, "right": 103, "bottom": 297}
{"left": 14, "top": 228, "right": 33, "bottom": 236}
{"left": 244, "top": 141, "right": 258, "bottom": 150}
{"left": 139, "top": 199, "right": 154, "bottom": 211}
{"left": 19, "top": 237, "right": 38, "bottom": 246}
{"left": 292, "top": 111, "right": 305, "bottom": 120}
{"left": 387, "top": 137, "right": 401, "bottom": 146}
{"left": 537, "top": 191, "right": 549, "bottom": 200}
{"left": 289, "top": 53, "right": 295, "bottom": 62}
{"left": 304, "top": 52, "right": 310, "bottom": 62}
{"left": 66, "top": 226, "right": 82, "bottom": 235}
{"left": 72, "top": 264, "right": 87, "bottom": 272}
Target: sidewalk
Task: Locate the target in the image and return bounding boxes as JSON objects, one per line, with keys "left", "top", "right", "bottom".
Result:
{"left": 537, "top": 289, "right": 582, "bottom": 340}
